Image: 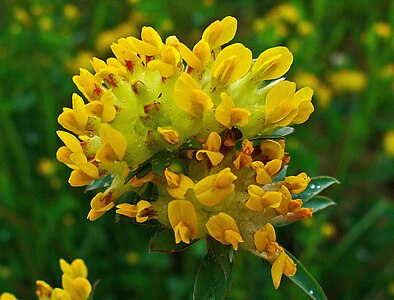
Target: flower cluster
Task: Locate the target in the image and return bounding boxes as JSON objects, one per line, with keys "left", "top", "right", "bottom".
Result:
{"left": 1, "top": 259, "right": 91, "bottom": 300}
{"left": 56, "top": 16, "right": 315, "bottom": 289}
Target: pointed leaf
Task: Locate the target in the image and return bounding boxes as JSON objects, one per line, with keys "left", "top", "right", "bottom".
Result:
{"left": 85, "top": 175, "right": 113, "bottom": 192}
{"left": 294, "top": 176, "right": 339, "bottom": 203}
{"left": 180, "top": 139, "right": 202, "bottom": 150}
{"left": 285, "top": 250, "right": 328, "bottom": 300}
{"left": 193, "top": 239, "right": 234, "bottom": 300}
{"left": 273, "top": 165, "right": 288, "bottom": 182}
{"left": 303, "top": 196, "right": 336, "bottom": 213}
{"left": 272, "top": 126, "right": 294, "bottom": 137}
{"left": 149, "top": 228, "right": 195, "bottom": 253}
{"left": 150, "top": 150, "right": 174, "bottom": 175}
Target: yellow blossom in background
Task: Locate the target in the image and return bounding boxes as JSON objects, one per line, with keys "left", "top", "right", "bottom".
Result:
{"left": 0, "top": 293, "right": 17, "bottom": 300}
{"left": 372, "top": 22, "right": 391, "bottom": 39}
{"left": 383, "top": 130, "right": 394, "bottom": 157}
{"left": 327, "top": 69, "right": 367, "bottom": 94}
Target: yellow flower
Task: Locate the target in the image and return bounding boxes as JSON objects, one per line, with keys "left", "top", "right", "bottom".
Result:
{"left": 383, "top": 130, "right": 394, "bottom": 157}
{"left": 215, "top": 92, "right": 250, "bottom": 128}
{"left": 147, "top": 44, "right": 182, "bottom": 77}
{"left": 174, "top": 73, "right": 213, "bottom": 118}
{"left": 271, "top": 252, "right": 296, "bottom": 289}
{"left": 233, "top": 139, "right": 254, "bottom": 169}
{"left": 50, "top": 288, "right": 71, "bottom": 300}
{"left": 196, "top": 132, "right": 224, "bottom": 165}
{"left": 85, "top": 89, "right": 117, "bottom": 123}
{"left": 57, "top": 94, "right": 89, "bottom": 135}
{"left": 36, "top": 280, "right": 53, "bottom": 299}
{"left": 251, "top": 47, "right": 293, "bottom": 81}
{"left": 201, "top": 16, "right": 237, "bottom": 50}
{"left": 0, "top": 293, "right": 17, "bottom": 300}
{"left": 59, "top": 259, "right": 88, "bottom": 279}
{"left": 72, "top": 68, "right": 104, "bottom": 102}
{"left": 130, "top": 26, "right": 164, "bottom": 56}
{"left": 251, "top": 160, "right": 282, "bottom": 185}
{"left": 164, "top": 168, "right": 194, "bottom": 199}
{"left": 206, "top": 213, "right": 243, "bottom": 250}
{"left": 61, "top": 274, "right": 91, "bottom": 300}
{"left": 168, "top": 200, "right": 198, "bottom": 244}
{"left": 193, "top": 168, "right": 237, "bottom": 206}
{"left": 254, "top": 223, "right": 278, "bottom": 255}
{"left": 116, "top": 200, "right": 152, "bottom": 223}
{"left": 260, "top": 139, "right": 285, "bottom": 161}
{"left": 211, "top": 43, "right": 252, "bottom": 88}
{"left": 179, "top": 40, "right": 211, "bottom": 71}
{"left": 96, "top": 123, "right": 128, "bottom": 164}
{"left": 264, "top": 80, "right": 314, "bottom": 127}
{"left": 327, "top": 69, "right": 367, "bottom": 93}
{"left": 157, "top": 127, "right": 180, "bottom": 145}
{"left": 246, "top": 185, "right": 282, "bottom": 213}
{"left": 87, "top": 192, "right": 116, "bottom": 221}
{"left": 284, "top": 172, "right": 310, "bottom": 194}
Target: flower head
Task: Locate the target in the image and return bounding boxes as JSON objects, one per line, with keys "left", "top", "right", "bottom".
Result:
{"left": 56, "top": 15, "right": 326, "bottom": 291}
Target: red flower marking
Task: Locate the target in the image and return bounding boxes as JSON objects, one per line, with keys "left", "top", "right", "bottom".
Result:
{"left": 125, "top": 60, "right": 135, "bottom": 73}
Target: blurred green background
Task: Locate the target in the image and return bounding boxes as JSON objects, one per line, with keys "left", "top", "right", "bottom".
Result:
{"left": 0, "top": 0, "right": 393, "bottom": 299}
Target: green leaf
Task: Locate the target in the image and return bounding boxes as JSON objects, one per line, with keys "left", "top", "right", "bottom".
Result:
{"left": 193, "top": 239, "right": 235, "bottom": 300}
{"left": 150, "top": 150, "right": 174, "bottom": 175}
{"left": 272, "top": 126, "right": 294, "bottom": 137}
{"left": 295, "top": 176, "right": 339, "bottom": 203}
{"left": 285, "top": 250, "right": 328, "bottom": 300}
{"left": 180, "top": 139, "right": 202, "bottom": 150}
{"left": 135, "top": 163, "right": 152, "bottom": 179}
{"left": 273, "top": 165, "right": 288, "bottom": 182}
{"left": 303, "top": 196, "right": 336, "bottom": 213}
{"left": 85, "top": 175, "right": 113, "bottom": 192}
{"left": 149, "top": 228, "right": 195, "bottom": 253}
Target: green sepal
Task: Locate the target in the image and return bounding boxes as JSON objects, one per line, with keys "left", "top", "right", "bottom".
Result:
{"left": 85, "top": 175, "right": 113, "bottom": 192}
{"left": 193, "top": 238, "right": 236, "bottom": 300}
{"left": 303, "top": 196, "right": 336, "bottom": 213}
{"left": 295, "top": 176, "right": 340, "bottom": 203}
{"left": 285, "top": 250, "right": 328, "bottom": 300}
{"left": 149, "top": 228, "right": 195, "bottom": 253}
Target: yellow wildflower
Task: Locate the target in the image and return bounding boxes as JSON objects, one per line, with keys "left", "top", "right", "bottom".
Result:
{"left": 284, "top": 172, "right": 310, "bottom": 194}
{"left": 251, "top": 160, "right": 282, "bottom": 185}
{"left": 0, "top": 293, "right": 17, "bottom": 300}
{"left": 193, "top": 168, "right": 237, "bottom": 206}
{"left": 164, "top": 168, "right": 194, "bottom": 199}
{"left": 59, "top": 259, "right": 88, "bottom": 279}
{"left": 246, "top": 185, "right": 282, "bottom": 213}
{"left": 36, "top": 280, "right": 53, "bottom": 299}
{"left": 196, "top": 132, "right": 224, "bottom": 165}
{"left": 206, "top": 213, "right": 243, "bottom": 250}
{"left": 96, "top": 123, "right": 128, "bottom": 163}
{"left": 383, "top": 130, "right": 394, "bottom": 157}
{"left": 174, "top": 73, "right": 213, "bottom": 118}
{"left": 215, "top": 92, "right": 250, "bottom": 128}
{"left": 211, "top": 43, "right": 252, "bottom": 88}
{"left": 57, "top": 93, "right": 89, "bottom": 135}
{"left": 264, "top": 80, "right": 314, "bottom": 127}
{"left": 251, "top": 47, "right": 293, "bottom": 81}
{"left": 157, "top": 127, "right": 180, "bottom": 145}
{"left": 168, "top": 200, "right": 198, "bottom": 244}
{"left": 271, "top": 252, "right": 297, "bottom": 289}
{"left": 202, "top": 16, "right": 237, "bottom": 50}
{"left": 72, "top": 68, "right": 104, "bottom": 102}
{"left": 327, "top": 69, "right": 367, "bottom": 93}
{"left": 179, "top": 40, "right": 211, "bottom": 71}
{"left": 116, "top": 200, "right": 152, "bottom": 223}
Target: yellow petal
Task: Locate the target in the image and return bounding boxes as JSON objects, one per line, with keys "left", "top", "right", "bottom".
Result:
{"left": 115, "top": 203, "right": 137, "bottom": 218}
{"left": 56, "top": 131, "right": 83, "bottom": 153}
{"left": 165, "top": 169, "right": 195, "bottom": 199}
{"left": 174, "top": 73, "right": 213, "bottom": 118}
{"left": 36, "top": 280, "right": 53, "bottom": 299}
{"left": 68, "top": 169, "right": 94, "bottom": 187}
{"left": 168, "top": 200, "right": 198, "bottom": 244}
{"left": 100, "top": 123, "right": 127, "bottom": 161}
{"left": 206, "top": 213, "right": 243, "bottom": 250}
{"left": 254, "top": 223, "right": 276, "bottom": 253}
{"left": 157, "top": 127, "right": 180, "bottom": 145}
{"left": 194, "top": 168, "right": 236, "bottom": 206}
{"left": 202, "top": 16, "right": 237, "bottom": 50}
{"left": 252, "top": 47, "right": 293, "bottom": 81}
{"left": 212, "top": 43, "right": 252, "bottom": 88}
